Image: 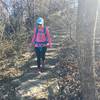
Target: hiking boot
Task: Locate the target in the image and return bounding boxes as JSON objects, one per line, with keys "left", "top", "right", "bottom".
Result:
{"left": 37, "top": 67, "right": 42, "bottom": 73}
{"left": 41, "top": 60, "right": 45, "bottom": 68}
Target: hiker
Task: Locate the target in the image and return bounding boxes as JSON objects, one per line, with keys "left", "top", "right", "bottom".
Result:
{"left": 31, "top": 17, "right": 52, "bottom": 71}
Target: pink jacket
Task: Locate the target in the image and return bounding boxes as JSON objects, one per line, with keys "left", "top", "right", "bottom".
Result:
{"left": 31, "top": 26, "right": 52, "bottom": 47}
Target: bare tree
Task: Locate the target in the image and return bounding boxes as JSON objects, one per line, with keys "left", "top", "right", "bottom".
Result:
{"left": 76, "top": 0, "right": 98, "bottom": 100}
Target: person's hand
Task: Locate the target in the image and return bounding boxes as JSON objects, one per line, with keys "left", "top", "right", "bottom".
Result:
{"left": 47, "top": 44, "right": 52, "bottom": 48}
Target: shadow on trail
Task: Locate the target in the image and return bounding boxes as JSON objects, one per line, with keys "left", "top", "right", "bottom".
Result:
{"left": 0, "top": 51, "right": 60, "bottom": 100}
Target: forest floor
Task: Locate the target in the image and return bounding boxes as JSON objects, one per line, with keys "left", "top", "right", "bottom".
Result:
{"left": 0, "top": 34, "right": 100, "bottom": 100}
{"left": 0, "top": 34, "right": 81, "bottom": 100}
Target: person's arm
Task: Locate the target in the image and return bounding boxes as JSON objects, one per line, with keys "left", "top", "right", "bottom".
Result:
{"left": 46, "top": 27, "right": 52, "bottom": 47}
{"left": 31, "top": 28, "right": 36, "bottom": 46}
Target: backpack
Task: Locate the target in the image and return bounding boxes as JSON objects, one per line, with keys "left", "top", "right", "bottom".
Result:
{"left": 34, "top": 26, "right": 48, "bottom": 46}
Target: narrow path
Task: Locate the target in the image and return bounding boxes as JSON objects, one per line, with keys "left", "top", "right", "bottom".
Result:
{"left": 14, "top": 31, "right": 68, "bottom": 100}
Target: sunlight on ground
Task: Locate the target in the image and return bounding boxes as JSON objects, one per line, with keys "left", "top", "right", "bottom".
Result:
{"left": 47, "top": 65, "right": 55, "bottom": 68}
{"left": 22, "top": 52, "right": 32, "bottom": 59}
{"left": 46, "top": 52, "right": 57, "bottom": 56}
{"left": 30, "top": 65, "right": 37, "bottom": 68}
{"left": 32, "top": 55, "right": 56, "bottom": 61}
{"left": 46, "top": 56, "right": 56, "bottom": 59}
{"left": 0, "top": 68, "right": 23, "bottom": 80}
{"left": 18, "top": 77, "right": 58, "bottom": 99}
{"left": 30, "top": 65, "right": 55, "bottom": 69}
{"left": 47, "top": 48, "right": 60, "bottom": 51}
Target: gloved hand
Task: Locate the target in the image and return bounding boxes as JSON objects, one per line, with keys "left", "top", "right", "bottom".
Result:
{"left": 47, "top": 43, "right": 52, "bottom": 48}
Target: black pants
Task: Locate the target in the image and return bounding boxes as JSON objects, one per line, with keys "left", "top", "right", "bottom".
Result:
{"left": 35, "top": 47, "right": 47, "bottom": 68}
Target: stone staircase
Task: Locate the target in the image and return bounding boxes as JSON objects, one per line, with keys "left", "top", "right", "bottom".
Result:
{"left": 13, "top": 26, "right": 68, "bottom": 100}
{"left": 14, "top": 6, "right": 100, "bottom": 100}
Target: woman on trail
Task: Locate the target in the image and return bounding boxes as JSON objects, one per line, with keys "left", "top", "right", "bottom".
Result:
{"left": 31, "top": 17, "right": 52, "bottom": 71}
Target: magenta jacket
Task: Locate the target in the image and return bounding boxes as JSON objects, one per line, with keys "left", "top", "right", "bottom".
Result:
{"left": 31, "top": 26, "right": 52, "bottom": 47}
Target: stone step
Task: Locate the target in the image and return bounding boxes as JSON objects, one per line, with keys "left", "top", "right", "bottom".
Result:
{"left": 32, "top": 54, "right": 57, "bottom": 62}
{"left": 51, "top": 32, "right": 67, "bottom": 36}
{"left": 52, "top": 39, "right": 64, "bottom": 43}
{"left": 52, "top": 43, "right": 62, "bottom": 47}
{"left": 47, "top": 48, "right": 60, "bottom": 52}
{"left": 52, "top": 34, "right": 67, "bottom": 38}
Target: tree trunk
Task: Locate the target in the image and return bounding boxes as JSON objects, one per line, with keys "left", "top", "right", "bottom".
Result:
{"left": 76, "top": 0, "right": 98, "bottom": 100}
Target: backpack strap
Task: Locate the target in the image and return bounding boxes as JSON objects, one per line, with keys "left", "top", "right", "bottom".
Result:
{"left": 44, "top": 26, "right": 46, "bottom": 35}
{"left": 36, "top": 25, "right": 46, "bottom": 34}
{"left": 44, "top": 26, "right": 48, "bottom": 42}
{"left": 34, "top": 26, "right": 48, "bottom": 45}
{"left": 36, "top": 27, "right": 38, "bottom": 34}
{"left": 35, "top": 26, "right": 38, "bottom": 43}
{"left": 35, "top": 26, "right": 46, "bottom": 38}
